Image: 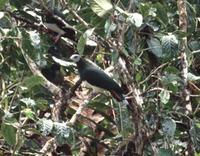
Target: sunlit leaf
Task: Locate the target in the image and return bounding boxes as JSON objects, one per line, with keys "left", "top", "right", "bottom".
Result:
{"left": 20, "top": 98, "right": 36, "bottom": 107}
{"left": 91, "top": 0, "right": 113, "bottom": 17}
{"left": 22, "top": 108, "right": 35, "bottom": 120}
{"left": 162, "top": 34, "right": 179, "bottom": 59}
{"left": 134, "top": 57, "right": 142, "bottom": 65}
{"left": 159, "top": 90, "right": 170, "bottom": 104}
{"left": 53, "top": 123, "right": 73, "bottom": 144}
{"left": 126, "top": 13, "right": 143, "bottom": 27}
{"left": 37, "top": 119, "right": 53, "bottom": 136}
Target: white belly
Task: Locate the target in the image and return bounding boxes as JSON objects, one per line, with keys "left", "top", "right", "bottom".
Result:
{"left": 44, "top": 23, "right": 65, "bottom": 35}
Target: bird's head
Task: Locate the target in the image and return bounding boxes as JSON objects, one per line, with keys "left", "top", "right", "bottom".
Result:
{"left": 70, "top": 54, "right": 81, "bottom": 63}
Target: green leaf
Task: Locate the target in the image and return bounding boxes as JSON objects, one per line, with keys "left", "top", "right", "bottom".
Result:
{"left": 147, "top": 37, "right": 162, "bottom": 58}
{"left": 152, "top": 2, "right": 168, "bottom": 24}
{"left": 53, "top": 123, "right": 73, "bottom": 144}
{"left": 139, "top": 3, "right": 151, "bottom": 17}
{"left": 159, "top": 90, "right": 170, "bottom": 104}
{"left": 0, "top": 0, "right": 8, "bottom": 9}
{"left": 91, "top": 0, "right": 113, "bottom": 17}
{"left": 22, "top": 108, "right": 35, "bottom": 120}
{"left": 77, "top": 28, "right": 95, "bottom": 55}
{"left": 161, "top": 73, "right": 181, "bottom": 93}
{"left": 23, "top": 75, "right": 45, "bottom": 89}
{"left": 162, "top": 34, "right": 179, "bottom": 59}
{"left": 37, "top": 119, "right": 53, "bottom": 136}
{"left": 77, "top": 36, "right": 86, "bottom": 55}
{"left": 158, "top": 148, "right": 174, "bottom": 156}
{"left": 189, "top": 40, "right": 200, "bottom": 51}
{"left": 134, "top": 57, "right": 142, "bottom": 66}
{"left": 162, "top": 117, "right": 176, "bottom": 137}
{"left": 135, "top": 72, "right": 142, "bottom": 82}
{"left": 35, "top": 99, "right": 49, "bottom": 111}
{"left": 1, "top": 123, "right": 17, "bottom": 146}
{"left": 0, "top": 12, "right": 12, "bottom": 28}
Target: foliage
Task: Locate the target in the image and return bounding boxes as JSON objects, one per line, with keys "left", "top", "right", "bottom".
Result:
{"left": 0, "top": 0, "right": 200, "bottom": 155}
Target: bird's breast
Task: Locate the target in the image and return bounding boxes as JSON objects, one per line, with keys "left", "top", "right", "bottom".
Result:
{"left": 44, "top": 23, "right": 65, "bottom": 35}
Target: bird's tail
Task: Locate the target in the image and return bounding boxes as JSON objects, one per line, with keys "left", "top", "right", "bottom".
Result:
{"left": 110, "top": 90, "right": 124, "bottom": 102}
{"left": 110, "top": 90, "right": 133, "bottom": 111}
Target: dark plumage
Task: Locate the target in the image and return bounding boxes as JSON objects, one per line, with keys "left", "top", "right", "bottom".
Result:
{"left": 42, "top": 10, "right": 76, "bottom": 42}
{"left": 41, "top": 63, "right": 63, "bottom": 85}
{"left": 70, "top": 54, "right": 127, "bottom": 102}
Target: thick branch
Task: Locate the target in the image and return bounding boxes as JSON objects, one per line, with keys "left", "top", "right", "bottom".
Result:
{"left": 177, "top": 0, "right": 192, "bottom": 112}
{"left": 177, "top": 0, "right": 194, "bottom": 155}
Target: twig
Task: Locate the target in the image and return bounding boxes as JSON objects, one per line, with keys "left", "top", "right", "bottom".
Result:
{"left": 145, "top": 87, "right": 172, "bottom": 94}
{"left": 69, "top": 99, "right": 88, "bottom": 126}
{"left": 139, "top": 62, "right": 169, "bottom": 85}
{"left": 36, "top": 138, "right": 56, "bottom": 156}
{"left": 192, "top": 49, "right": 200, "bottom": 54}
{"left": 64, "top": 2, "right": 89, "bottom": 28}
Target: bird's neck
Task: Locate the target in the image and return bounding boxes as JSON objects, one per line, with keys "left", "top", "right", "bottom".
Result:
{"left": 77, "top": 58, "right": 88, "bottom": 71}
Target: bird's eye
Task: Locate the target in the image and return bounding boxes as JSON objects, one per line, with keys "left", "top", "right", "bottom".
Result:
{"left": 70, "top": 54, "right": 80, "bottom": 62}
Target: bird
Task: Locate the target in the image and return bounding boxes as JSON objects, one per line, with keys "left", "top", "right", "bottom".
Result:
{"left": 70, "top": 54, "right": 129, "bottom": 106}
{"left": 41, "top": 10, "right": 76, "bottom": 43}
{"left": 41, "top": 63, "right": 63, "bottom": 85}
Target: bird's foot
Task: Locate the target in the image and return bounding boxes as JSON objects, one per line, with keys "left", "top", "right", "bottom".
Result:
{"left": 53, "top": 35, "right": 61, "bottom": 43}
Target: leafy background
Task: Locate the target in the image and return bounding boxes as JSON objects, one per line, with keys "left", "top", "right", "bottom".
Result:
{"left": 0, "top": 0, "right": 200, "bottom": 155}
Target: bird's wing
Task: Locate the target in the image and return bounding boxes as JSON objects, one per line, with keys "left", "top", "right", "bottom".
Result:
{"left": 83, "top": 67, "right": 123, "bottom": 94}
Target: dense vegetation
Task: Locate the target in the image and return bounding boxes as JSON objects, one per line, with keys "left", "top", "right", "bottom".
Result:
{"left": 0, "top": 0, "right": 200, "bottom": 155}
